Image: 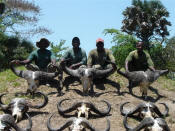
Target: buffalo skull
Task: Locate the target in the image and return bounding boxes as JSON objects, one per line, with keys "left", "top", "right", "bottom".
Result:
{"left": 117, "top": 68, "right": 168, "bottom": 98}
{"left": 0, "top": 92, "right": 48, "bottom": 122}
{"left": 47, "top": 115, "right": 110, "bottom": 131}
{"left": 62, "top": 62, "right": 116, "bottom": 95}
{"left": 120, "top": 102, "right": 169, "bottom": 119}
{"left": 123, "top": 114, "right": 170, "bottom": 131}
{"left": 0, "top": 113, "right": 32, "bottom": 131}
{"left": 10, "top": 60, "right": 59, "bottom": 94}
{"left": 57, "top": 98, "right": 111, "bottom": 119}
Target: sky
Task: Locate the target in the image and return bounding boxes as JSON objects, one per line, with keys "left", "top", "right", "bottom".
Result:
{"left": 28, "top": 0, "right": 175, "bottom": 54}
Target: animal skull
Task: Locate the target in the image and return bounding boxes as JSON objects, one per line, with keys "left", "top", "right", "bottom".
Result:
{"left": 0, "top": 92, "right": 48, "bottom": 122}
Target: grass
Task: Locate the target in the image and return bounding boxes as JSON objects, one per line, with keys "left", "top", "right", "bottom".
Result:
{"left": 157, "top": 76, "right": 175, "bottom": 91}
{"left": 0, "top": 66, "right": 25, "bottom": 93}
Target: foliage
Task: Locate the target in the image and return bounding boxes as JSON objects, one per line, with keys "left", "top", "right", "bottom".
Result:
{"left": 0, "top": 32, "right": 34, "bottom": 70}
{"left": 122, "top": 0, "right": 171, "bottom": 50}
{"left": 104, "top": 29, "right": 137, "bottom": 67}
{"left": 149, "top": 42, "right": 166, "bottom": 69}
{"left": 163, "top": 36, "right": 175, "bottom": 71}
{"left": 0, "top": 0, "right": 51, "bottom": 37}
{"left": 0, "top": 1, "right": 5, "bottom": 14}
{"left": 50, "top": 39, "right": 68, "bottom": 61}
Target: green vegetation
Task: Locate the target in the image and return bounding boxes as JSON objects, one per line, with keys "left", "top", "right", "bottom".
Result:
{"left": 121, "top": 0, "right": 171, "bottom": 50}
{"left": 0, "top": 66, "right": 25, "bottom": 93}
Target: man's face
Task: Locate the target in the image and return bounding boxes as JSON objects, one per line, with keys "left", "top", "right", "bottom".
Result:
{"left": 72, "top": 42, "right": 80, "bottom": 49}
{"left": 136, "top": 42, "right": 143, "bottom": 52}
{"left": 39, "top": 42, "right": 48, "bottom": 49}
{"left": 96, "top": 42, "right": 104, "bottom": 51}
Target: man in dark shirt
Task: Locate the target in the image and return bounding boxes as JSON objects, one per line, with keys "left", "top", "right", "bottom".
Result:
{"left": 125, "top": 41, "right": 155, "bottom": 72}
{"left": 16, "top": 38, "right": 57, "bottom": 72}
{"left": 60, "top": 37, "right": 87, "bottom": 69}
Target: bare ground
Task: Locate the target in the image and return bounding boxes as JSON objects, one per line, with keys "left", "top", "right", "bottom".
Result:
{"left": 2, "top": 72, "right": 175, "bottom": 131}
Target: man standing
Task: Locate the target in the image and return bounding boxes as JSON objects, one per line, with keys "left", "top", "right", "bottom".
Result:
{"left": 87, "top": 38, "right": 116, "bottom": 71}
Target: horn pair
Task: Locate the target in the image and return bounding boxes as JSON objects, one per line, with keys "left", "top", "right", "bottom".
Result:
{"left": 0, "top": 92, "right": 48, "bottom": 112}
{"left": 123, "top": 114, "right": 170, "bottom": 131}
{"left": 1, "top": 113, "right": 32, "bottom": 131}
{"left": 47, "top": 114, "right": 110, "bottom": 131}
{"left": 120, "top": 102, "right": 169, "bottom": 118}
{"left": 57, "top": 99, "right": 111, "bottom": 116}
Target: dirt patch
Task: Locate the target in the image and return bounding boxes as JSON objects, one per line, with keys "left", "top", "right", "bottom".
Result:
{"left": 2, "top": 72, "right": 175, "bottom": 131}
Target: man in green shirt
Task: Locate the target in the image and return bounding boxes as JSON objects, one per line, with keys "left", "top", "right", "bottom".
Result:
{"left": 16, "top": 38, "right": 57, "bottom": 72}
{"left": 87, "top": 38, "right": 116, "bottom": 70}
{"left": 60, "top": 37, "right": 87, "bottom": 69}
{"left": 125, "top": 41, "right": 155, "bottom": 98}
{"left": 125, "top": 41, "right": 155, "bottom": 72}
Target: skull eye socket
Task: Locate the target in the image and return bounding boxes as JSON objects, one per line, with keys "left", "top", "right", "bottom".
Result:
{"left": 18, "top": 105, "right": 25, "bottom": 111}
{"left": 143, "top": 107, "right": 148, "bottom": 111}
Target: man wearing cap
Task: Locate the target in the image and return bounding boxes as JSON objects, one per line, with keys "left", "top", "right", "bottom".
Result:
{"left": 125, "top": 41, "right": 155, "bottom": 72}
{"left": 60, "top": 37, "right": 87, "bottom": 69}
{"left": 87, "top": 38, "right": 116, "bottom": 72}
{"left": 16, "top": 38, "right": 57, "bottom": 72}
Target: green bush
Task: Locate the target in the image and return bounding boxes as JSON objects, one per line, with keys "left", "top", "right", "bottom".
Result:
{"left": 0, "top": 33, "right": 34, "bottom": 70}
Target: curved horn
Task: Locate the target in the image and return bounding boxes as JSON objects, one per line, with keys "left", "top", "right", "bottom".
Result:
{"left": 89, "top": 100, "right": 111, "bottom": 116}
{"left": 47, "top": 113, "right": 73, "bottom": 131}
{"left": 156, "top": 118, "right": 170, "bottom": 131}
{"left": 93, "top": 68, "right": 114, "bottom": 78}
{"left": 159, "top": 69, "right": 169, "bottom": 75}
{"left": 2, "top": 113, "right": 32, "bottom": 131}
{"left": 63, "top": 66, "right": 81, "bottom": 78}
{"left": 22, "top": 113, "right": 32, "bottom": 131}
{"left": 57, "top": 99, "right": 83, "bottom": 115}
{"left": 9, "top": 60, "right": 23, "bottom": 78}
{"left": 27, "top": 92, "right": 48, "bottom": 109}
{"left": 120, "top": 102, "right": 145, "bottom": 116}
{"left": 0, "top": 93, "right": 10, "bottom": 110}
{"left": 117, "top": 68, "right": 129, "bottom": 79}
{"left": 81, "top": 117, "right": 110, "bottom": 131}
{"left": 152, "top": 103, "right": 169, "bottom": 118}
{"left": 123, "top": 115, "right": 154, "bottom": 131}
{"left": 36, "top": 71, "right": 59, "bottom": 79}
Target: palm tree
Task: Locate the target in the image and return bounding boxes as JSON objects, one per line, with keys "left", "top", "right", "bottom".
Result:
{"left": 121, "top": 0, "right": 171, "bottom": 50}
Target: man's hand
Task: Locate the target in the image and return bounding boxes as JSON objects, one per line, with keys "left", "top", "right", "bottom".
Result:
{"left": 149, "top": 66, "right": 155, "bottom": 72}
{"left": 69, "top": 63, "right": 81, "bottom": 69}
{"left": 13, "top": 60, "right": 20, "bottom": 65}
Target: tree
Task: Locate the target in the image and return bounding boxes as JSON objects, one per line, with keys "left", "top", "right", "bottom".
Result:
{"left": 121, "top": 0, "right": 171, "bottom": 50}
{"left": 0, "top": 32, "right": 34, "bottom": 70}
{"left": 163, "top": 37, "right": 175, "bottom": 71}
{"left": 104, "top": 29, "right": 137, "bottom": 67}
{"left": 0, "top": 0, "right": 51, "bottom": 37}
{"left": 0, "top": 1, "right": 5, "bottom": 14}
{"left": 50, "top": 40, "right": 68, "bottom": 61}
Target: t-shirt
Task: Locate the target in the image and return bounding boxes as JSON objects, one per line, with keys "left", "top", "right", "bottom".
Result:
{"left": 87, "top": 48, "right": 115, "bottom": 67}
{"left": 125, "top": 50, "right": 154, "bottom": 71}
{"left": 27, "top": 49, "right": 56, "bottom": 69}
{"left": 62, "top": 48, "right": 87, "bottom": 65}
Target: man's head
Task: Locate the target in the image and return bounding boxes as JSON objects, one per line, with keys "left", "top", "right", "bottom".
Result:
{"left": 72, "top": 37, "right": 80, "bottom": 49}
{"left": 96, "top": 38, "right": 104, "bottom": 52}
{"left": 36, "top": 38, "right": 50, "bottom": 49}
{"left": 136, "top": 41, "right": 144, "bottom": 52}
